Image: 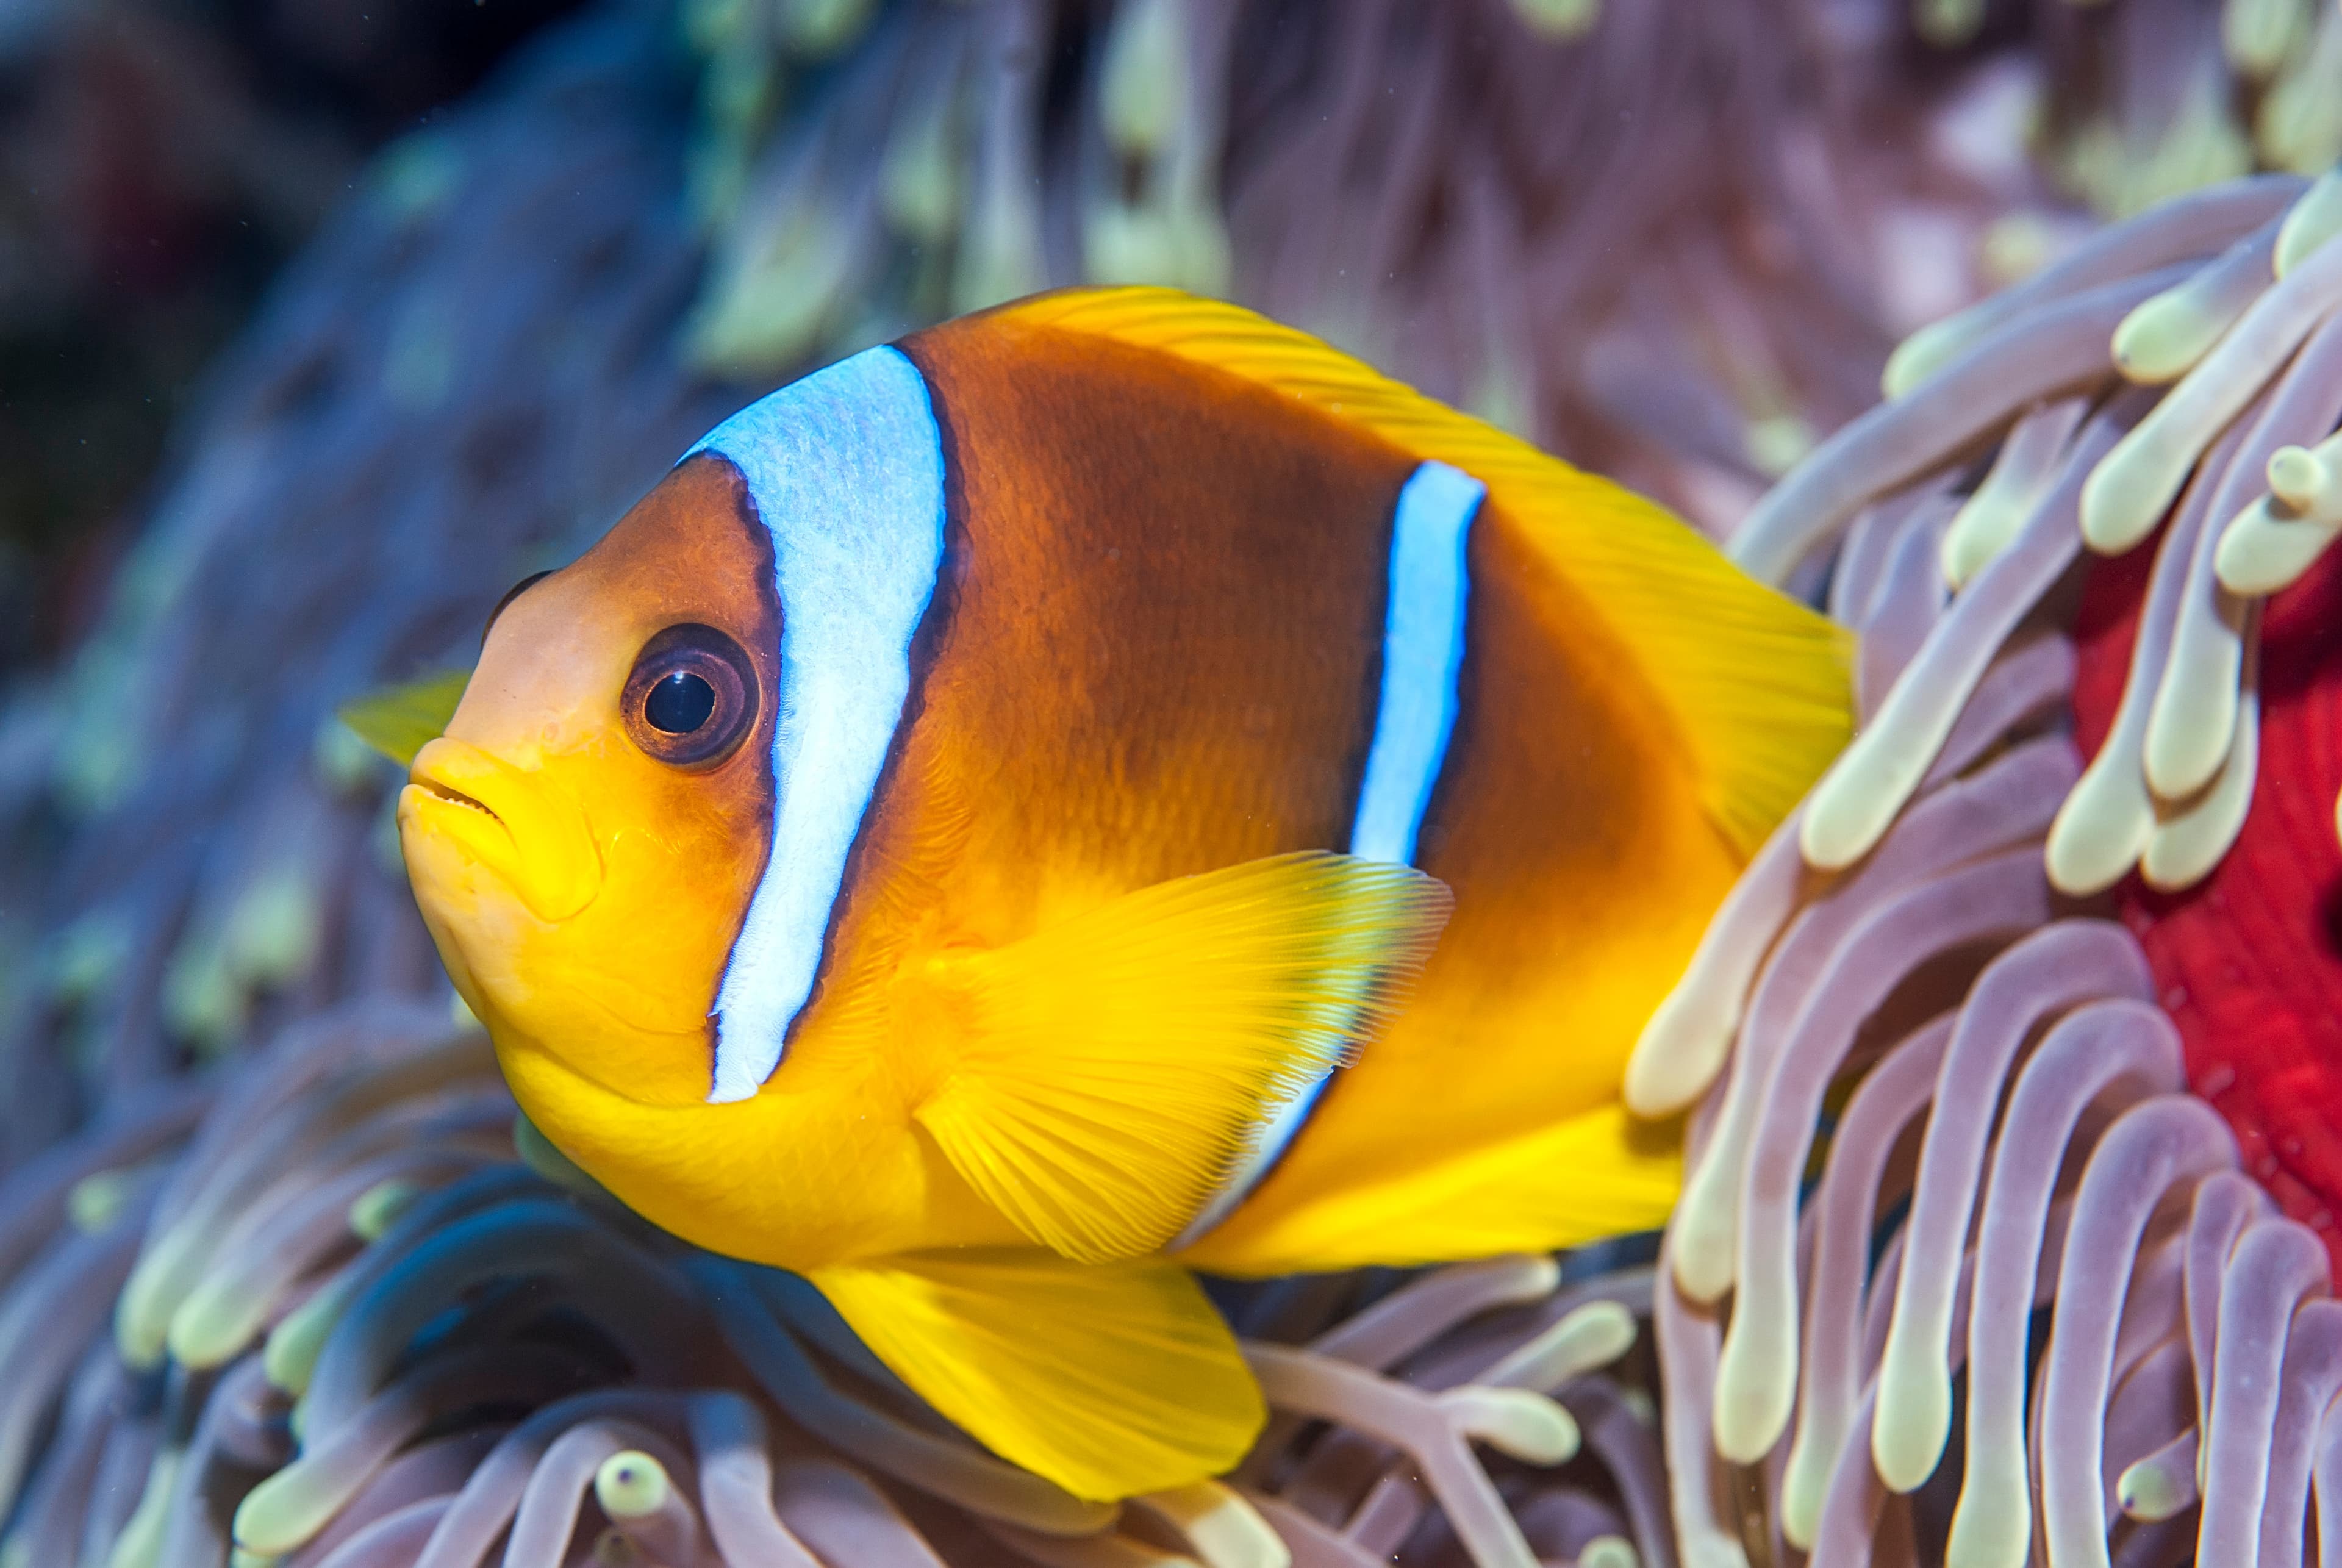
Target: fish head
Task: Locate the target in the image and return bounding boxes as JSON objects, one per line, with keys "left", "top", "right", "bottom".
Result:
{"left": 399, "top": 454, "right": 779, "bottom": 1109}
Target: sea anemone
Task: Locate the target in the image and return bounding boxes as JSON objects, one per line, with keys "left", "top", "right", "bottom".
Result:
{"left": 0, "top": 1000, "right": 1676, "bottom": 1566}
{"left": 1630, "top": 164, "right": 2342, "bottom": 1564}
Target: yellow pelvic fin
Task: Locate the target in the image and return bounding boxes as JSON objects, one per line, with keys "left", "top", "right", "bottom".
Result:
{"left": 994, "top": 286, "right": 1853, "bottom": 854}
{"left": 906, "top": 851, "right": 1450, "bottom": 1264}
{"left": 811, "top": 1248, "right": 1264, "bottom": 1502}
{"left": 1182, "top": 1101, "right": 1681, "bottom": 1278}
{"left": 337, "top": 667, "right": 473, "bottom": 767}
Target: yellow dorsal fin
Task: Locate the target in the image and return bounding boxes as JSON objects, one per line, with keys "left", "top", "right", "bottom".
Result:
{"left": 990, "top": 287, "right": 1853, "bottom": 853}
{"left": 903, "top": 851, "right": 1450, "bottom": 1264}
{"left": 811, "top": 1248, "right": 1263, "bottom": 1502}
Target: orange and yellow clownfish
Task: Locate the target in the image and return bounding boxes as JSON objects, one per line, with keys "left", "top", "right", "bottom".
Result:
{"left": 392, "top": 287, "right": 1850, "bottom": 1501}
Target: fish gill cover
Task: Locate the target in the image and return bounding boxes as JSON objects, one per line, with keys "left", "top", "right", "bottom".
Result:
{"left": 0, "top": 1, "right": 2340, "bottom": 1565}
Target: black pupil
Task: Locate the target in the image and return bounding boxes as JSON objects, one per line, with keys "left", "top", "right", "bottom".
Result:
{"left": 645, "top": 671, "right": 716, "bottom": 734}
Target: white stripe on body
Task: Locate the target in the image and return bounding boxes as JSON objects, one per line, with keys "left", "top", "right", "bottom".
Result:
{"left": 1175, "top": 459, "right": 1484, "bottom": 1245}
{"left": 1349, "top": 459, "right": 1484, "bottom": 865}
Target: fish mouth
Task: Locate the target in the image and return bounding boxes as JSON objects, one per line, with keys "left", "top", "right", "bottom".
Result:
{"left": 409, "top": 774, "right": 502, "bottom": 825}
{"left": 402, "top": 737, "right": 601, "bottom": 922}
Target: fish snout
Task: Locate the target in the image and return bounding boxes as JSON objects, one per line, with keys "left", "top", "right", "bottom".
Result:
{"left": 401, "top": 737, "right": 603, "bottom": 922}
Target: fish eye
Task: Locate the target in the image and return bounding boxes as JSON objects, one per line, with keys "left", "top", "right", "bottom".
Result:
{"left": 483, "top": 570, "right": 553, "bottom": 646}
{"left": 645, "top": 671, "right": 716, "bottom": 734}
{"left": 621, "top": 623, "right": 759, "bottom": 768}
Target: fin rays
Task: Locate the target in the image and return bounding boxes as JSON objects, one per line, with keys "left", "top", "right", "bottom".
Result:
{"left": 908, "top": 851, "right": 1451, "bottom": 1262}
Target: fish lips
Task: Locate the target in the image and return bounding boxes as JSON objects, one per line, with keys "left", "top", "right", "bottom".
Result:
{"left": 400, "top": 737, "right": 603, "bottom": 923}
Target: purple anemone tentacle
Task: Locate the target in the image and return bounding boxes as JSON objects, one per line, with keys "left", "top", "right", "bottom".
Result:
{"left": 1945, "top": 993, "right": 2182, "bottom": 1568}
{"left": 1872, "top": 922, "right": 2155, "bottom": 1491}
{"left": 2036, "top": 1096, "right": 2238, "bottom": 1568}
{"left": 2193, "top": 1218, "right": 2332, "bottom": 1563}
{"left": 2261, "top": 1298, "right": 2342, "bottom": 1566}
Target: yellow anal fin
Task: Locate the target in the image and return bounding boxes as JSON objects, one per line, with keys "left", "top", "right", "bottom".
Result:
{"left": 908, "top": 851, "right": 1449, "bottom": 1264}
{"left": 1182, "top": 1101, "right": 1681, "bottom": 1278}
{"left": 811, "top": 1249, "right": 1264, "bottom": 1502}
{"left": 993, "top": 287, "right": 1852, "bottom": 854}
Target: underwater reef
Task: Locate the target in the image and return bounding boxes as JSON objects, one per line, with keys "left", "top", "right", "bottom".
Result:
{"left": 4, "top": 0, "right": 2342, "bottom": 1564}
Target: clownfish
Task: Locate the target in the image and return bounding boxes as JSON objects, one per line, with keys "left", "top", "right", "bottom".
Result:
{"left": 393, "top": 288, "right": 1849, "bottom": 1500}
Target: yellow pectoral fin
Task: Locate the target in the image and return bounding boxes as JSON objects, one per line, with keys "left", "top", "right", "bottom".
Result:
{"left": 809, "top": 1249, "right": 1265, "bottom": 1502}
{"left": 1182, "top": 1101, "right": 1683, "bottom": 1278}
{"left": 909, "top": 851, "right": 1450, "bottom": 1264}
{"left": 337, "top": 667, "right": 473, "bottom": 767}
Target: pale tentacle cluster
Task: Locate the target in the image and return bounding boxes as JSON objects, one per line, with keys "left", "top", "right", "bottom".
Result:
{"left": 1631, "top": 166, "right": 2342, "bottom": 1565}
{"left": 0, "top": 1003, "right": 1675, "bottom": 1567}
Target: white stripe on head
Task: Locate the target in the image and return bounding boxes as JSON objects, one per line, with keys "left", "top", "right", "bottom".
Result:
{"left": 693, "top": 345, "right": 948, "bottom": 1104}
{"left": 1174, "top": 458, "right": 1483, "bottom": 1246}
